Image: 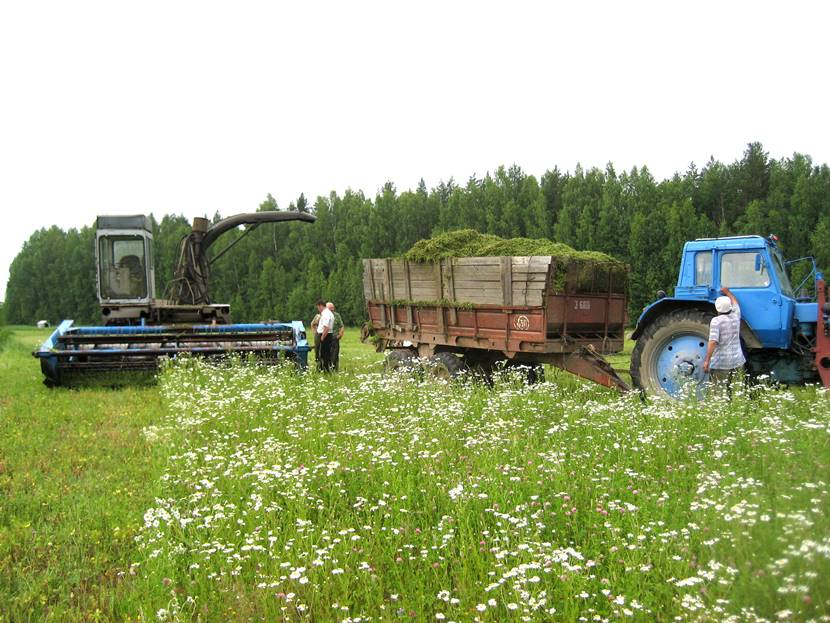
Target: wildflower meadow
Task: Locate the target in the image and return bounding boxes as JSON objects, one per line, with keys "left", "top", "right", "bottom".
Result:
{"left": 1, "top": 327, "right": 829, "bottom": 622}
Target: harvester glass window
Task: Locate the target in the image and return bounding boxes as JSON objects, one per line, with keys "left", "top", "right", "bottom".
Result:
{"left": 695, "top": 252, "right": 712, "bottom": 285}
{"left": 99, "top": 236, "right": 148, "bottom": 299}
{"left": 720, "top": 252, "right": 771, "bottom": 288}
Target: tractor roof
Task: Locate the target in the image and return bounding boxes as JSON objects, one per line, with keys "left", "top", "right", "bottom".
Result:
{"left": 96, "top": 215, "right": 153, "bottom": 233}
{"left": 685, "top": 235, "right": 771, "bottom": 252}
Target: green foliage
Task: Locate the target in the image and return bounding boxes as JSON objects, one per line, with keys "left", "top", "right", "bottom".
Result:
{"left": 812, "top": 216, "right": 830, "bottom": 270}
{"left": 5, "top": 225, "right": 97, "bottom": 325}
{"left": 5, "top": 143, "right": 830, "bottom": 325}
{"left": 402, "top": 229, "right": 622, "bottom": 265}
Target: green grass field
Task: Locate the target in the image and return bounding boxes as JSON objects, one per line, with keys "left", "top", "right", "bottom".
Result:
{"left": 1, "top": 326, "right": 829, "bottom": 622}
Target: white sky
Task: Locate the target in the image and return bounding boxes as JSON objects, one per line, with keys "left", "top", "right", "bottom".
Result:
{"left": 1, "top": 0, "right": 829, "bottom": 299}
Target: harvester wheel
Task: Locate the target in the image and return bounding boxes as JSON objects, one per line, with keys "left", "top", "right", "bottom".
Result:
{"left": 426, "top": 352, "right": 468, "bottom": 381}
{"left": 384, "top": 349, "right": 418, "bottom": 373}
{"left": 631, "top": 308, "right": 714, "bottom": 398}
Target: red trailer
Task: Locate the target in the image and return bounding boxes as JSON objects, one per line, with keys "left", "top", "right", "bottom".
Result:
{"left": 363, "top": 255, "right": 630, "bottom": 390}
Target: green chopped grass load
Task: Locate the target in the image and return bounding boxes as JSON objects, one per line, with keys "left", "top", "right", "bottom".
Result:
{"left": 402, "top": 229, "right": 628, "bottom": 294}
{"left": 403, "top": 229, "right": 620, "bottom": 264}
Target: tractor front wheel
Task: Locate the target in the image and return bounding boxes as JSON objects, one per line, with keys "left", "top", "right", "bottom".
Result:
{"left": 631, "top": 308, "right": 713, "bottom": 398}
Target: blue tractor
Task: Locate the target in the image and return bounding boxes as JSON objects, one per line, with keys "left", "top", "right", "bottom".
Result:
{"left": 630, "top": 235, "right": 830, "bottom": 397}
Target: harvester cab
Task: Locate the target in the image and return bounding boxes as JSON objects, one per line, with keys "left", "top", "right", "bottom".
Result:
{"left": 631, "top": 235, "right": 830, "bottom": 397}
{"left": 34, "top": 210, "right": 316, "bottom": 386}
{"left": 96, "top": 215, "right": 156, "bottom": 308}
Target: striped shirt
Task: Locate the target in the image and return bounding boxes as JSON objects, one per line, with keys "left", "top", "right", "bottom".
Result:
{"left": 708, "top": 304, "right": 745, "bottom": 370}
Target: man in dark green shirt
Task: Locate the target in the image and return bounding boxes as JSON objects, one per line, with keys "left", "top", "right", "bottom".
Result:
{"left": 310, "top": 311, "right": 322, "bottom": 367}
{"left": 327, "top": 302, "right": 345, "bottom": 371}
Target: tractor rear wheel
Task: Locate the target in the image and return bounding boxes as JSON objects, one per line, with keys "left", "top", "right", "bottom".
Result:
{"left": 631, "top": 308, "right": 713, "bottom": 398}
{"left": 426, "top": 352, "right": 468, "bottom": 381}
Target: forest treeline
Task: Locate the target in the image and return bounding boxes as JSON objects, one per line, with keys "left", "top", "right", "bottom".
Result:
{"left": 5, "top": 143, "right": 830, "bottom": 326}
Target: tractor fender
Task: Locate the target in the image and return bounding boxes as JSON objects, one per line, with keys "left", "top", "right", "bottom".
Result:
{"left": 631, "top": 298, "right": 762, "bottom": 349}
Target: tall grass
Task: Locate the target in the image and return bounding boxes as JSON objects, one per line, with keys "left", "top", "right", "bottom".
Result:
{"left": 137, "top": 358, "right": 829, "bottom": 622}
{"left": 1, "top": 327, "right": 829, "bottom": 621}
{"left": 0, "top": 313, "right": 9, "bottom": 351}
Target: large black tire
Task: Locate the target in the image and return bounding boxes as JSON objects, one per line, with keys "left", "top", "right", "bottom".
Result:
{"left": 526, "top": 364, "right": 545, "bottom": 384}
{"left": 426, "top": 352, "right": 468, "bottom": 380}
{"left": 631, "top": 308, "right": 713, "bottom": 397}
{"left": 384, "top": 349, "right": 418, "bottom": 373}
{"left": 505, "top": 362, "right": 545, "bottom": 384}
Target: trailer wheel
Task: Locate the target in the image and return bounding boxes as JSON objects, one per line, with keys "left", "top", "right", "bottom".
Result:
{"left": 504, "top": 362, "right": 545, "bottom": 384}
{"left": 525, "top": 364, "right": 545, "bottom": 384}
{"left": 427, "top": 352, "right": 468, "bottom": 380}
{"left": 384, "top": 349, "right": 418, "bottom": 373}
{"left": 631, "top": 308, "right": 714, "bottom": 398}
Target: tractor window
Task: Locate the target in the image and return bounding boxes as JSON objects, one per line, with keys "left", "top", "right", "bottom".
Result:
{"left": 98, "top": 235, "right": 148, "bottom": 299}
{"left": 720, "top": 252, "right": 771, "bottom": 288}
{"left": 771, "top": 252, "right": 795, "bottom": 298}
{"left": 695, "top": 252, "right": 712, "bottom": 286}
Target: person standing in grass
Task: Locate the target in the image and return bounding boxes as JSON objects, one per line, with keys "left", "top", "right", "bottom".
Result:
{"left": 327, "top": 302, "right": 345, "bottom": 371}
{"left": 703, "top": 286, "right": 745, "bottom": 396}
{"left": 310, "top": 310, "right": 322, "bottom": 365}
{"left": 316, "top": 299, "right": 335, "bottom": 372}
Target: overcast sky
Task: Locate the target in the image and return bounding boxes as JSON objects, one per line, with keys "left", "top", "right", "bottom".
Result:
{"left": 1, "top": 0, "right": 829, "bottom": 299}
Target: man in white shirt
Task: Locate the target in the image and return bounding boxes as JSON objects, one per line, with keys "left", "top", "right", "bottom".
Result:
{"left": 703, "top": 286, "right": 745, "bottom": 395}
{"left": 316, "top": 298, "right": 335, "bottom": 372}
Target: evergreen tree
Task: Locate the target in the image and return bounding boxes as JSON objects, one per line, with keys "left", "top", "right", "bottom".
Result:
{"left": 6, "top": 145, "right": 830, "bottom": 326}
{"left": 811, "top": 216, "right": 830, "bottom": 273}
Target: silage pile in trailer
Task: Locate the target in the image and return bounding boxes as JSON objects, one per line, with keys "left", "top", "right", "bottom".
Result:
{"left": 403, "top": 229, "right": 628, "bottom": 293}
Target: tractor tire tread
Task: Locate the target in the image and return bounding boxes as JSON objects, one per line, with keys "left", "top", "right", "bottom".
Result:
{"left": 630, "top": 308, "right": 714, "bottom": 394}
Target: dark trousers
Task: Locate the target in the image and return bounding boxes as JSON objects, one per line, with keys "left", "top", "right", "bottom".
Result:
{"left": 318, "top": 334, "right": 334, "bottom": 372}
{"left": 331, "top": 337, "right": 341, "bottom": 371}
{"left": 709, "top": 367, "right": 741, "bottom": 399}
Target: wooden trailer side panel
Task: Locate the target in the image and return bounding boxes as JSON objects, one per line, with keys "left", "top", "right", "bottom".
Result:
{"left": 363, "top": 256, "right": 551, "bottom": 307}
{"left": 366, "top": 303, "right": 548, "bottom": 352}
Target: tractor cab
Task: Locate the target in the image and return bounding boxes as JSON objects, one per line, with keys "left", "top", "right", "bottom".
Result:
{"left": 673, "top": 235, "right": 797, "bottom": 349}
{"left": 95, "top": 215, "right": 155, "bottom": 306}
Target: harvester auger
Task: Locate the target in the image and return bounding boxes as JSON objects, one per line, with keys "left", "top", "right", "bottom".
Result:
{"left": 34, "top": 211, "right": 315, "bottom": 386}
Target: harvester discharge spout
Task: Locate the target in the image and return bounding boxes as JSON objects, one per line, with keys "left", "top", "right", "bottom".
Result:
{"left": 167, "top": 212, "right": 315, "bottom": 306}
